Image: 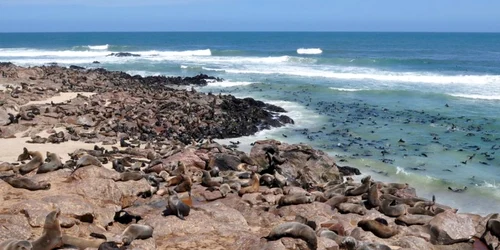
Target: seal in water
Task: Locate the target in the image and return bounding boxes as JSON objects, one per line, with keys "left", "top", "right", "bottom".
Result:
{"left": 448, "top": 186, "right": 467, "bottom": 193}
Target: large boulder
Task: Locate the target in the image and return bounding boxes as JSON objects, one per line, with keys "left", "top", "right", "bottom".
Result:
{"left": 250, "top": 140, "right": 340, "bottom": 186}
{"left": 428, "top": 211, "right": 476, "bottom": 245}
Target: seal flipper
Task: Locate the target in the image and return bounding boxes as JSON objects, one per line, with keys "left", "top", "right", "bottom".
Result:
{"left": 177, "top": 210, "right": 186, "bottom": 220}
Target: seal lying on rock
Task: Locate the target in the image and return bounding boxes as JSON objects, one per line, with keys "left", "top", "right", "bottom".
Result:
{"left": 71, "top": 154, "right": 103, "bottom": 174}
{"left": 1, "top": 176, "right": 51, "bottom": 191}
{"left": 0, "top": 239, "right": 32, "bottom": 250}
{"left": 17, "top": 147, "right": 31, "bottom": 162}
{"left": 37, "top": 152, "right": 63, "bottom": 174}
{"left": 263, "top": 222, "right": 317, "bottom": 250}
{"left": 121, "top": 224, "right": 154, "bottom": 245}
{"left": 357, "top": 219, "right": 398, "bottom": 239}
{"left": 16, "top": 151, "right": 44, "bottom": 175}
{"left": 277, "top": 193, "right": 314, "bottom": 207}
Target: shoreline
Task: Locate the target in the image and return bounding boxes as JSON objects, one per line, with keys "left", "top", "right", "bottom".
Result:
{"left": 0, "top": 63, "right": 497, "bottom": 249}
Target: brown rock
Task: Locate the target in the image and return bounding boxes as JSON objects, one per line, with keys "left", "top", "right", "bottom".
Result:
{"left": 428, "top": 210, "right": 476, "bottom": 245}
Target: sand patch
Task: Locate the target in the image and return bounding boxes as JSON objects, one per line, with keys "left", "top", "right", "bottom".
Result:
{"left": 22, "top": 92, "right": 95, "bottom": 106}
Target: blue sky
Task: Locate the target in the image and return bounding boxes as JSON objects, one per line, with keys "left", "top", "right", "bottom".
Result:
{"left": 0, "top": 0, "right": 499, "bottom": 32}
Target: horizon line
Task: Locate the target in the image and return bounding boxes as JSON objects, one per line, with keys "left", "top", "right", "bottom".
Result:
{"left": 1, "top": 30, "right": 500, "bottom": 34}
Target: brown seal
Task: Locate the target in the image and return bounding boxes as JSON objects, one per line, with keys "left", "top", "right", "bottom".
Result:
{"left": 71, "top": 154, "right": 103, "bottom": 174}
{"left": 16, "top": 151, "right": 44, "bottom": 175}
{"left": 201, "top": 170, "right": 221, "bottom": 188}
{"left": 481, "top": 217, "right": 500, "bottom": 240}
{"left": 1, "top": 176, "right": 50, "bottom": 191}
{"left": 121, "top": 224, "right": 154, "bottom": 245}
{"left": 325, "top": 195, "right": 348, "bottom": 209}
{"left": 0, "top": 162, "right": 14, "bottom": 172}
{"left": 238, "top": 172, "right": 260, "bottom": 196}
{"left": 395, "top": 214, "right": 433, "bottom": 226}
{"left": 32, "top": 209, "right": 63, "bottom": 250}
{"left": 170, "top": 161, "right": 186, "bottom": 176}
{"left": 61, "top": 234, "right": 105, "bottom": 249}
{"left": 318, "top": 228, "right": 345, "bottom": 245}
{"left": 37, "top": 152, "right": 63, "bottom": 174}
{"left": 0, "top": 239, "right": 32, "bottom": 250}
{"left": 277, "top": 193, "right": 314, "bottom": 207}
{"left": 17, "top": 147, "right": 31, "bottom": 162}
{"left": 112, "top": 171, "right": 145, "bottom": 182}
{"left": 163, "top": 189, "right": 190, "bottom": 220}
{"left": 380, "top": 198, "right": 406, "bottom": 217}
{"left": 263, "top": 222, "right": 317, "bottom": 250}
{"left": 174, "top": 174, "right": 192, "bottom": 193}
{"left": 357, "top": 219, "right": 398, "bottom": 239}
{"left": 337, "top": 202, "right": 366, "bottom": 215}
{"left": 345, "top": 175, "right": 371, "bottom": 196}
{"left": 366, "top": 182, "right": 381, "bottom": 208}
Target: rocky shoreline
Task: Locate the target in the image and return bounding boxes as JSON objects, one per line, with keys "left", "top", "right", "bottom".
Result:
{"left": 0, "top": 63, "right": 498, "bottom": 250}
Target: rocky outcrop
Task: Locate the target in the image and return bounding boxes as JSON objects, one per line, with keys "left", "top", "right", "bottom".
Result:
{"left": 428, "top": 210, "right": 477, "bottom": 245}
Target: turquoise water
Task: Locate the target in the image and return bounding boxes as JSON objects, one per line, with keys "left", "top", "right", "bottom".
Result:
{"left": 1, "top": 32, "right": 500, "bottom": 215}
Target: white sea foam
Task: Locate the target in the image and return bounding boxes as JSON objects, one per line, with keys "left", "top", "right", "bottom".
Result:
{"left": 396, "top": 166, "right": 410, "bottom": 175}
{"left": 207, "top": 81, "right": 254, "bottom": 87}
{"left": 297, "top": 48, "right": 323, "bottom": 55}
{"left": 448, "top": 93, "right": 500, "bottom": 100}
{"left": 88, "top": 44, "right": 109, "bottom": 50}
{"left": 329, "top": 87, "right": 363, "bottom": 92}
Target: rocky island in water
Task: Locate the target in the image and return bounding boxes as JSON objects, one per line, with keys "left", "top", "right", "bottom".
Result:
{"left": 0, "top": 63, "right": 498, "bottom": 250}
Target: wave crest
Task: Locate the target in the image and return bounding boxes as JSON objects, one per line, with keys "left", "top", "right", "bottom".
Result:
{"left": 297, "top": 48, "right": 322, "bottom": 55}
{"left": 88, "top": 44, "right": 109, "bottom": 50}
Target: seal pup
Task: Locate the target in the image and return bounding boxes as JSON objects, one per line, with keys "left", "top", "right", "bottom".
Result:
{"left": 262, "top": 222, "right": 317, "bottom": 250}
{"left": 37, "top": 152, "right": 63, "bottom": 174}
{"left": 17, "top": 147, "right": 31, "bottom": 162}
{"left": 32, "top": 209, "right": 63, "bottom": 250}
{"left": 121, "top": 224, "right": 154, "bottom": 245}
{"left": 1, "top": 176, "right": 50, "bottom": 191}
{"left": 219, "top": 183, "right": 231, "bottom": 197}
{"left": 174, "top": 174, "right": 192, "bottom": 193}
{"left": 357, "top": 219, "right": 398, "bottom": 239}
{"left": 0, "top": 239, "right": 32, "bottom": 250}
{"left": 163, "top": 189, "right": 190, "bottom": 220}
{"left": 238, "top": 172, "right": 260, "bottom": 196}
{"left": 16, "top": 151, "right": 44, "bottom": 175}
{"left": 71, "top": 154, "right": 103, "bottom": 174}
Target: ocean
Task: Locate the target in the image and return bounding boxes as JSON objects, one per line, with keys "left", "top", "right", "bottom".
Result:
{"left": 1, "top": 32, "right": 500, "bottom": 215}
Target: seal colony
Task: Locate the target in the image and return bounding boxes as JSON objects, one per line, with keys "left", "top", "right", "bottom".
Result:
{"left": 0, "top": 63, "right": 498, "bottom": 249}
